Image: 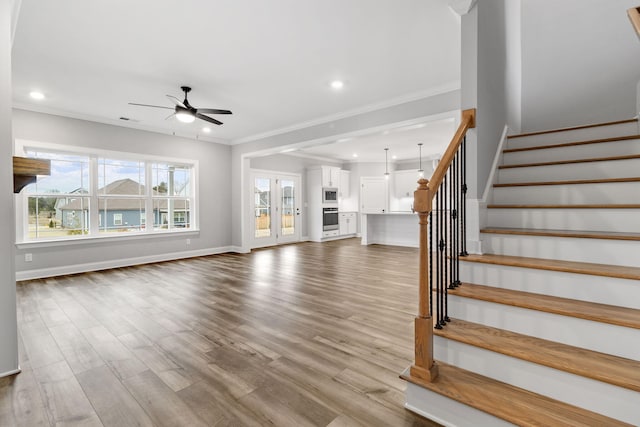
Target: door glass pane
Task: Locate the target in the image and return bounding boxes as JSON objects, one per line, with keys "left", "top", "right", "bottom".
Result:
{"left": 254, "top": 178, "right": 271, "bottom": 238}
{"left": 281, "top": 179, "right": 295, "bottom": 236}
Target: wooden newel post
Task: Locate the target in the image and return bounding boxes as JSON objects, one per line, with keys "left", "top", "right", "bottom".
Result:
{"left": 410, "top": 178, "right": 439, "bottom": 382}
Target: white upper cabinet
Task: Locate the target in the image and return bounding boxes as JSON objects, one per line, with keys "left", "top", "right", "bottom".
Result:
{"left": 394, "top": 169, "right": 421, "bottom": 199}
{"left": 360, "top": 176, "right": 388, "bottom": 213}
{"left": 321, "top": 166, "right": 341, "bottom": 188}
{"left": 339, "top": 170, "right": 350, "bottom": 198}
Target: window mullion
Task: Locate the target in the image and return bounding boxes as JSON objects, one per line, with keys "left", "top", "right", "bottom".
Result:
{"left": 89, "top": 156, "right": 99, "bottom": 234}
{"left": 145, "top": 162, "right": 152, "bottom": 233}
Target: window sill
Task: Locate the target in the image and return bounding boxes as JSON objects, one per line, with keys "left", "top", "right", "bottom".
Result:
{"left": 15, "top": 229, "right": 200, "bottom": 250}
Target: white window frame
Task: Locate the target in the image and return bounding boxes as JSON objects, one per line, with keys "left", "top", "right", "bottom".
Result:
{"left": 14, "top": 139, "right": 199, "bottom": 245}
{"left": 112, "top": 213, "right": 123, "bottom": 226}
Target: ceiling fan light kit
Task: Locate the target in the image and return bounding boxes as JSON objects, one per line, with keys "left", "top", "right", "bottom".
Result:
{"left": 129, "top": 86, "right": 232, "bottom": 126}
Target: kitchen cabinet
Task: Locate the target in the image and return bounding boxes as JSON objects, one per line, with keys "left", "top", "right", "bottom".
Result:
{"left": 321, "top": 166, "right": 341, "bottom": 188}
{"left": 339, "top": 170, "right": 350, "bottom": 198}
{"left": 394, "top": 170, "right": 421, "bottom": 199}
{"left": 339, "top": 212, "right": 357, "bottom": 235}
{"left": 360, "top": 176, "right": 388, "bottom": 214}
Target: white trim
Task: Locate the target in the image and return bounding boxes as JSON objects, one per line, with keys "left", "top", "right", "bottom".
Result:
{"left": 16, "top": 246, "right": 234, "bottom": 281}
{"left": 10, "top": 0, "right": 23, "bottom": 46}
{"left": 0, "top": 367, "right": 21, "bottom": 378}
{"left": 15, "top": 229, "right": 200, "bottom": 250}
{"left": 232, "top": 83, "right": 461, "bottom": 145}
{"left": 481, "top": 125, "right": 509, "bottom": 202}
{"left": 13, "top": 105, "right": 230, "bottom": 145}
{"left": 228, "top": 245, "right": 250, "bottom": 254}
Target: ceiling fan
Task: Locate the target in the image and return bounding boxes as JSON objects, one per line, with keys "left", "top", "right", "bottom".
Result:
{"left": 129, "top": 86, "right": 232, "bottom": 125}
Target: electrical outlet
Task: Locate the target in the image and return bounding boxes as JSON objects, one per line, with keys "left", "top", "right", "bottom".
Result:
{"left": 25, "top": 253, "right": 33, "bottom": 262}
{"left": 186, "top": 239, "right": 191, "bottom": 245}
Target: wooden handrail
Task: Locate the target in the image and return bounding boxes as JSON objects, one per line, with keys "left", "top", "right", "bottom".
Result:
{"left": 629, "top": 7, "right": 640, "bottom": 38}
{"left": 409, "top": 108, "right": 475, "bottom": 383}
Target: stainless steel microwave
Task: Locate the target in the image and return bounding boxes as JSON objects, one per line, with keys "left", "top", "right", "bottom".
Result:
{"left": 322, "top": 187, "right": 338, "bottom": 203}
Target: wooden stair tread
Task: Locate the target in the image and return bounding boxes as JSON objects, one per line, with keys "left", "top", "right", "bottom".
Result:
{"left": 499, "top": 154, "right": 640, "bottom": 169}
{"left": 434, "top": 318, "right": 640, "bottom": 392}
{"left": 494, "top": 177, "right": 640, "bottom": 187}
{"left": 487, "top": 203, "right": 640, "bottom": 209}
{"left": 481, "top": 227, "right": 640, "bottom": 241}
{"left": 449, "top": 282, "right": 640, "bottom": 330}
{"left": 507, "top": 118, "right": 638, "bottom": 139}
{"left": 503, "top": 134, "right": 640, "bottom": 153}
{"left": 462, "top": 253, "right": 640, "bottom": 281}
{"left": 402, "top": 362, "right": 633, "bottom": 427}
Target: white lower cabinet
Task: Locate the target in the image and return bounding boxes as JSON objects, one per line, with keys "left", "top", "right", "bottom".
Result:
{"left": 339, "top": 212, "right": 357, "bottom": 236}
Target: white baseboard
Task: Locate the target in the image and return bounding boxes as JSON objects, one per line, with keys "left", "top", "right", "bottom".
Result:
{"left": 228, "top": 245, "right": 251, "bottom": 254}
{"left": 16, "top": 246, "right": 235, "bottom": 281}
{"left": 0, "top": 367, "right": 21, "bottom": 378}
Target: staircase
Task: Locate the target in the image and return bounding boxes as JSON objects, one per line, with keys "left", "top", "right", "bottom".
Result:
{"left": 403, "top": 118, "right": 640, "bottom": 426}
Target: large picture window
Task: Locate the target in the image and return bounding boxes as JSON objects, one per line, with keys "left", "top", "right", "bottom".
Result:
{"left": 18, "top": 144, "right": 197, "bottom": 242}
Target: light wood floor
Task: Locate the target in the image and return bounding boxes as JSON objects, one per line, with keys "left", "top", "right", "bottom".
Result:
{"left": 0, "top": 238, "right": 439, "bottom": 427}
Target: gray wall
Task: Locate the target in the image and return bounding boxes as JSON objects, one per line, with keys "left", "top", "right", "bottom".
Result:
{"left": 521, "top": 0, "right": 640, "bottom": 131}
{"left": 12, "top": 109, "right": 232, "bottom": 275}
{"left": 461, "top": 1, "right": 511, "bottom": 199}
{"left": 231, "top": 90, "right": 461, "bottom": 247}
{"left": 1, "top": 0, "right": 19, "bottom": 376}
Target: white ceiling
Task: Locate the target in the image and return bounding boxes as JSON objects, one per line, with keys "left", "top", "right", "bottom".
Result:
{"left": 295, "top": 117, "right": 456, "bottom": 163}
{"left": 12, "top": 0, "right": 461, "bottom": 148}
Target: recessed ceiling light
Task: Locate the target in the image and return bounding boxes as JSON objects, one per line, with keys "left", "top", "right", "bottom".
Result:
{"left": 202, "top": 127, "right": 211, "bottom": 133}
{"left": 330, "top": 80, "right": 344, "bottom": 90}
{"left": 352, "top": 153, "right": 358, "bottom": 158}
{"left": 392, "top": 155, "right": 397, "bottom": 160}
{"left": 29, "top": 91, "right": 45, "bottom": 100}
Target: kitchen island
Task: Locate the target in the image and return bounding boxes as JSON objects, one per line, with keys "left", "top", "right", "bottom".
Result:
{"left": 360, "top": 212, "right": 419, "bottom": 248}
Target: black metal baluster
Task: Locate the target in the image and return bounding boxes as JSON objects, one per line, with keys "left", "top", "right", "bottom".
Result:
{"left": 435, "top": 186, "right": 443, "bottom": 329}
{"left": 461, "top": 136, "right": 468, "bottom": 257}
{"left": 453, "top": 151, "right": 461, "bottom": 288}
{"left": 444, "top": 171, "right": 450, "bottom": 324}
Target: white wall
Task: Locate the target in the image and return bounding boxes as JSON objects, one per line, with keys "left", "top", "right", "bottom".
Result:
{"left": 504, "top": 0, "right": 522, "bottom": 133}
{"left": 0, "top": 0, "right": 19, "bottom": 377}
{"left": 12, "top": 109, "right": 232, "bottom": 277}
{"left": 521, "top": 0, "right": 640, "bottom": 131}
{"left": 231, "top": 90, "right": 461, "bottom": 248}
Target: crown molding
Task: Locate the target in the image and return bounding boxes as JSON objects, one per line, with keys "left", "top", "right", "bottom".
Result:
{"left": 231, "top": 81, "right": 461, "bottom": 145}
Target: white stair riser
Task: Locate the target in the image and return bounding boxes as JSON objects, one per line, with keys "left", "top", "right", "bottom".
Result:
{"left": 492, "top": 182, "right": 640, "bottom": 205}
{"left": 460, "top": 261, "right": 640, "bottom": 309}
{"left": 434, "top": 338, "right": 640, "bottom": 426}
{"left": 503, "top": 139, "right": 640, "bottom": 165}
{"left": 497, "top": 158, "right": 640, "bottom": 183}
{"left": 507, "top": 122, "right": 639, "bottom": 148}
{"left": 404, "top": 371, "right": 515, "bottom": 427}
{"left": 480, "top": 233, "right": 640, "bottom": 267}
{"left": 487, "top": 208, "right": 640, "bottom": 233}
{"left": 447, "top": 295, "right": 640, "bottom": 361}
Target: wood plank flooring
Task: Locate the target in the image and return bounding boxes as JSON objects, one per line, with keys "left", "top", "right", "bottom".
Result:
{"left": 0, "top": 238, "right": 439, "bottom": 427}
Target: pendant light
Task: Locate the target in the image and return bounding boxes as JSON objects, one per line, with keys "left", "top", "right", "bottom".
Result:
{"left": 384, "top": 148, "right": 390, "bottom": 180}
{"left": 417, "top": 143, "right": 424, "bottom": 178}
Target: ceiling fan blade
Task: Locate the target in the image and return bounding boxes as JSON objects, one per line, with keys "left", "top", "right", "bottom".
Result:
{"left": 196, "top": 108, "right": 232, "bottom": 115}
{"left": 195, "top": 113, "right": 223, "bottom": 126}
{"left": 166, "top": 95, "right": 185, "bottom": 107}
{"left": 164, "top": 113, "right": 176, "bottom": 120}
{"left": 128, "top": 102, "right": 173, "bottom": 110}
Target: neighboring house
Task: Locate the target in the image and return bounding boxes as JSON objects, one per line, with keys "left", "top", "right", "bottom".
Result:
{"left": 59, "top": 178, "right": 189, "bottom": 230}
{"left": 53, "top": 187, "right": 88, "bottom": 222}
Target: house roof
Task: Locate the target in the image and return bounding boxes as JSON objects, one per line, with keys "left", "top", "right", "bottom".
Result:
{"left": 60, "top": 179, "right": 187, "bottom": 211}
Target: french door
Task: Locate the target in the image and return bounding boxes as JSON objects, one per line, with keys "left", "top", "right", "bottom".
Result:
{"left": 250, "top": 171, "right": 301, "bottom": 248}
